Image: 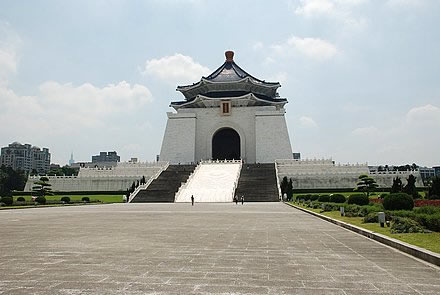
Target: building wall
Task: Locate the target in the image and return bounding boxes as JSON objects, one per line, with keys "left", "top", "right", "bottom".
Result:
{"left": 159, "top": 105, "right": 293, "bottom": 164}
{"left": 159, "top": 112, "right": 196, "bottom": 164}
{"left": 276, "top": 159, "right": 424, "bottom": 189}
{"left": 255, "top": 110, "right": 293, "bottom": 163}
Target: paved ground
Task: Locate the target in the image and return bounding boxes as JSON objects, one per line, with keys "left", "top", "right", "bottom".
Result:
{"left": 1, "top": 203, "right": 439, "bottom": 294}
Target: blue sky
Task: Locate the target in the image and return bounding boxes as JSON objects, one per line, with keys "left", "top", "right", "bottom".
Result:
{"left": 0, "top": 0, "right": 439, "bottom": 166}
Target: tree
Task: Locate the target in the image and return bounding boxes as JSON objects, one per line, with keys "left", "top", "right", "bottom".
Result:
{"left": 354, "top": 174, "right": 378, "bottom": 197}
{"left": 32, "top": 176, "right": 53, "bottom": 197}
{"left": 391, "top": 177, "right": 403, "bottom": 193}
{"left": 280, "top": 176, "right": 288, "bottom": 196}
{"left": 403, "top": 174, "right": 418, "bottom": 198}
{"left": 428, "top": 177, "right": 440, "bottom": 199}
{"left": 286, "top": 178, "right": 293, "bottom": 201}
{"left": 0, "top": 165, "right": 26, "bottom": 196}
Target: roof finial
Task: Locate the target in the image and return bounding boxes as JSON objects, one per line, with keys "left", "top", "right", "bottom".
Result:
{"left": 225, "top": 50, "right": 234, "bottom": 62}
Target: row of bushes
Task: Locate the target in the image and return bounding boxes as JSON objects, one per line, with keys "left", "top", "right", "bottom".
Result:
{"left": 297, "top": 193, "right": 416, "bottom": 211}
{"left": 301, "top": 199, "right": 440, "bottom": 232}
{"left": 0, "top": 196, "right": 91, "bottom": 206}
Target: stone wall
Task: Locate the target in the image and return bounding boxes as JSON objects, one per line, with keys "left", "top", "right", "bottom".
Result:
{"left": 24, "top": 161, "right": 168, "bottom": 192}
{"left": 276, "top": 159, "right": 423, "bottom": 189}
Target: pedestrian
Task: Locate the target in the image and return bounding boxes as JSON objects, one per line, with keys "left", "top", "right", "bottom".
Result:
{"left": 235, "top": 195, "right": 238, "bottom": 205}
{"left": 191, "top": 195, "right": 194, "bottom": 206}
{"left": 241, "top": 195, "right": 244, "bottom": 205}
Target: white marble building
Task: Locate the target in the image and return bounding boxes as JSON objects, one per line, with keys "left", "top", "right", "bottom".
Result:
{"left": 159, "top": 51, "right": 293, "bottom": 164}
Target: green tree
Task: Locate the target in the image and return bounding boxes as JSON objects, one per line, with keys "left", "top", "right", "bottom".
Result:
{"left": 286, "top": 178, "right": 293, "bottom": 201}
{"left": 391, "top": 176, "right": 403, "bottom": 193}
{"left": 280, "top": 176, "right": 288, "bottom": 196}
{"left": 32, "top": 176, "right": 53, "bottom": 197}
{"left": 354, "top": 174, "right": 378, "bottom": 197}
{"left": 0, "top": 165, "right": 26, "bottom": 196}
{"left": 428, "top": 177, "right": 440, "bottom": 199}
{"left": 403, "top": 174, "right": 418, "bottom": 198}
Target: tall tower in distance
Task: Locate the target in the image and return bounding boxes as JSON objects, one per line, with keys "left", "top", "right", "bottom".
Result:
{"left": 68, "top": 152, "right": 75, "bottom": 166}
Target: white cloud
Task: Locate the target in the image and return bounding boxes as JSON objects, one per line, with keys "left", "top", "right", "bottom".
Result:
{"left": 351, "top": 126, "right": 378, "bottom": 136}
{"left": 142, "top": 53, "right": 210, "bottom": 84}
{"left": 0, "top": 23, "right": 21, "bottom": 86}
{"left": 386, "top": 0, "right": 424, "bottom": 8}
{"left": 406, "top": 104, "right": 440, "bottom": 125}
{"left": 0, "top": 81, "right": 153, "bottom": 137}
{"left": 252, "top": 41, "right": 264, "bottom": 51}
{"left": 299, "top": 116, "right": 318, "bottom": 128}
{"left": 272, "top": 36, "right": 338, "bottom": 61}
{"left": 267, "top": 72, "right": 288, "bottom": 84}
{"left": 293, "top": 0, "right": 368, "bottom": 29}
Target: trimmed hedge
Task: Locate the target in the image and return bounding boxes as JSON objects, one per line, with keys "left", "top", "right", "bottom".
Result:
{"left": 60, "top": 196, "right": 70, "bottom": 204}
{"left": 1, "top": 196, "right": 13, "bottom": 206}
{"left": 347, "top": 194, "right": 369, "bottom": 206}
{"left": 329, "top": 194, "right": 346, "bottom": 203}
{"left": 82, "top": 196, "right": 90, "bottom": 202}
{"left": 383, "top": 193, "right": 414, "bottom": 211}
{"left": 17, "top": 196, "right": 25, "bottom": 202}
{"left": 310, "top": 195, "right": 320, "bottom": 201}
{"left": 35, "top": 196, "right": 46, "bottom": 205}
{"left": 318, "top": 195, "right": 330, "bottom": 202}
{"left": 391, "top": 217, "right": 424, "bottom": 233}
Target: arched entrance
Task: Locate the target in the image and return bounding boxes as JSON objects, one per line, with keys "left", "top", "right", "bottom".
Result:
{"left": 212, "top": 128, "right": 240, "bottom": 160}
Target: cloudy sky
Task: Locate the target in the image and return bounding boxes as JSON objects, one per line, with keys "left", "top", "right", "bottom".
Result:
{"left": 0, "top": 0, "right": 439, "bottom": 166}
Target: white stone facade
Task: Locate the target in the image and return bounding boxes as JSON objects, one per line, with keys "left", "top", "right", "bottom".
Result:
{"left": 276, "top": 159, "right": 424, "bottom": 189}
{"left": 24, "top": 161, "right": 168, "bottom": 192}
{"left": 159, "top": 105, "right": 293, "bottom": 164}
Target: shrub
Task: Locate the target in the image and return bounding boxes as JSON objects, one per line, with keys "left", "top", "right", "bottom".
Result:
{"left": 414, "top": 206, "right": 440, "bottom": 215}
{"left": 363, "top": 212, "right": 379, "bottom": 223}
{"left": 347, "top": 194, "right": 369, "bottom": 206}
{"left": 35, "top": 196, "right": 46, "bottom": 205}
{"left": 303, "top": 194, "right": 311, "bottom": 201}
{"left": 329, "top": 194, "right": 346, "bottom": 203}
{"left": 318, "top": 195, "right": 330, "bottom": 202}
{"left": 424, "top": 214, "right": 440, "bottom": 232}
{"left": 82, "top": 196, "right": 90, "bottom": 203}
{"left": 1, "top": 196, "right": 13, "bottom": 206}
{"left": 17, "top": 197, "right": 26, "bottom": 202}
{"left": 383, "top": 193, "right": 414, "bottom": 211}
{"left": 379, "top": 193, "right": 389, "bottom": 199}
{"left": 60, "top": 196, "right": 70, "bottom": 204}
{"left": 391, "top": 217, "right": 424, "bottom": 233}
{"left": 310, "top": 195, "right": 320, "bottom": 201}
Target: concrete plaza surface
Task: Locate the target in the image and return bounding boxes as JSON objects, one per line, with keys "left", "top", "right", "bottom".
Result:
{"left": 1, "top": 203, "right": 439, "bottom": 294}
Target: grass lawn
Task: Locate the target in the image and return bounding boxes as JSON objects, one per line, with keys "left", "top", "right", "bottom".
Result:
{"left": 291, "top": 202, "right": 440, "bottom": 254}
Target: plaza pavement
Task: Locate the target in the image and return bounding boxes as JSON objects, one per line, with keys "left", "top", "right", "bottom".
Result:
{"left": 0, "top": 202, "right": 439, "bottom": 294}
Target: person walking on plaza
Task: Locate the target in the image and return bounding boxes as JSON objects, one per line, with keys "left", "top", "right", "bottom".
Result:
{"left": 234, "top": 195, "right": 238, "bottom": 205}
{"left": 241, "top": 195, "right": 244, "bottom": 205}
{"left": 191, "top": 195, "right": 194, "bottom": 206}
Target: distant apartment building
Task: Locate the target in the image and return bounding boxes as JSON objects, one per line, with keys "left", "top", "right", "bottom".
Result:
{"left": 0, "top": 142, "right": 50, "bottom": 173}
{"left": 92, "top": 151, "right": 120, "bottom": 163}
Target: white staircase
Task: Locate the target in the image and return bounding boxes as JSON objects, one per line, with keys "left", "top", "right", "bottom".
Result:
{"left": 175, "top": 160, "right": 242, "bottom": 203}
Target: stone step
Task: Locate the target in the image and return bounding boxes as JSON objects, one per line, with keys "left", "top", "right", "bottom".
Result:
{"left": 235, "top": 163, "right": 279, "bottom": 202}
{"left": 131, "top": 164, "right": 196, "bottom": 203}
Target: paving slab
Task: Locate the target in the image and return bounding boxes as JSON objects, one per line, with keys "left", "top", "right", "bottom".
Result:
{"left": 0, "top": 202, "right": 439, "bottom": 294}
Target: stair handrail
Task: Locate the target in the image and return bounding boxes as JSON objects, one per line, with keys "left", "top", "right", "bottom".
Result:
{"left": 274, "top": 161, "right": 282, "bottom": 201}
{"left": 128, "top": 162, "right": 169, "bottom": 203}
{"left": 231, "top": 159, "right": 243, "bottom": 201}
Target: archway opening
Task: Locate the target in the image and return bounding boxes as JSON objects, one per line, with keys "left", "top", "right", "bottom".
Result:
{"left": 212, "top": 128, "right": 240, "bottom": 160}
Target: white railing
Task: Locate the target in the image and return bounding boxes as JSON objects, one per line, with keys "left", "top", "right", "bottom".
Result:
{"left": 231, "top": 160, "right": 243, "bottom": 201}
{"left": 128, "top": 162, "right": 169, "bottom": 203}
{"left": 274, "top": 162, "right": 282, "bottom": 201}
